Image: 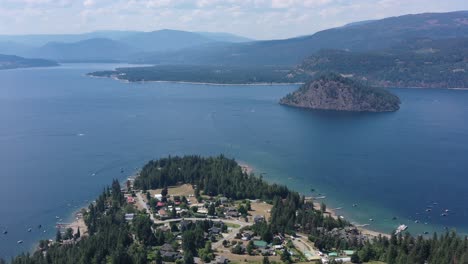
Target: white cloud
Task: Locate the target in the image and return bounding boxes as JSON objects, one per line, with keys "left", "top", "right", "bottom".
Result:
{"left": 0, "top": 0, "right": 467, "bottom": 39}
{"left": 83, "top": 0, "right": 95, "bottom": 8}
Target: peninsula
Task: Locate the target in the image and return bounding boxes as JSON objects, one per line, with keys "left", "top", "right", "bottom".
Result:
{"left": 88, "top": 65, "right": 304, "bottom": 85}
{"left": 5, "top": 155, "right": 467, "bottom": 264}
{"left": 280, "top": 73, "right": 401, "bottom": 112}
{"left": 0, "top": 54, "right": 58, "bottom": 70}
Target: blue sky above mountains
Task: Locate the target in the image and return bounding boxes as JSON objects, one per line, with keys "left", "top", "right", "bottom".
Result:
{"left": 0, "top": 0, "right": 467, "bottom": 39}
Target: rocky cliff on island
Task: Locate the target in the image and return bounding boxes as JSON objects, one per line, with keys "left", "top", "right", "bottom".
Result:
{"left": 279, "top": 73, "right": 401, "bottom": 112}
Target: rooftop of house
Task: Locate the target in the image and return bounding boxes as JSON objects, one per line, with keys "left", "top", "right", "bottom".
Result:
{"left": 160, "top": 243, "right": 175, "bottom": 252}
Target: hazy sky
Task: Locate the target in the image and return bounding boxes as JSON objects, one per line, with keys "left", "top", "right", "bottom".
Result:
{"left": 0, "top": 0, "right": 467, "bottom": 39}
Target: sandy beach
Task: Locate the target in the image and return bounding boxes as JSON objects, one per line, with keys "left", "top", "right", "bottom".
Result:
{"left": 311, "top": 200, "right": 390, "bottom": 238}
{"left": 237, "top": 160, "right": 390, "bottom": 238}
{"left": 62, "top": 209, "right": 88, "bottom": 237}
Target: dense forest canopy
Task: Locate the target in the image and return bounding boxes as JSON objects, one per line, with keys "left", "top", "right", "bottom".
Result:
{"left": 88, "top": 65, "right": 303, "bottom": 84}
{"left": 292, "top": 38, "right": 468, "bottom": 88}
{"left": 135, "top": 155, "right": 291, "bottom": 201}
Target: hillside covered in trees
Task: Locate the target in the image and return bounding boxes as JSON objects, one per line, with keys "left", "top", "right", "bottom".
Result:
{"left": 280, "top": 73, "right": 401, "bottom": 112}
{"left": 0, "top": 54, "right": 58, "bottom": 70}
{"left": 291, "top": 38, "right": 468, "bottom": 88}
{"left": 88, "top": 65, "right": 303, "bottom": 84}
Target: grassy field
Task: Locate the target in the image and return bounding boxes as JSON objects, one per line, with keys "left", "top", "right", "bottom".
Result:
{"left": 249, "top": 202, "right": 272, "bottom": 221}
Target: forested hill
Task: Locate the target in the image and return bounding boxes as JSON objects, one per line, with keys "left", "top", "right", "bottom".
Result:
{"left": 88, "top": 36, "right": 467, "bottom": 87}
{"left": 291, "top": 38, "right": 468, "bottom": 88}
{"left": 0, "top": 54, "right": 58, "bottom": 70}
{"left": 280, "top": 73, "right": 401, "bottom": 112}
{"left": 136, "top": 11, "right": 468, "bottom": 66}
{"left": 135, "top": 155, "right": 290, "bottom": 201}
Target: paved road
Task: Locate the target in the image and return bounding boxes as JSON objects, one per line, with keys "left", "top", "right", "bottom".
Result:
{"left": 212, "top": 219, "right": 249, "bottom": 249}
{"left": 294, "top": 233, "right": 326, "bottom": 262}
{"left": 135, "top": 191, "right": 252, "bottom": 250}
{"left": 135, "top": 192, "right": 156, "bottom": 223}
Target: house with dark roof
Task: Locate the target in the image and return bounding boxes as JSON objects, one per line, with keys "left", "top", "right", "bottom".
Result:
{"left": 209, "top": 226, "right": 221, "bottom": 235}
{"left": 160, "top": 243, "right": 175, "bottom": 252}
{"left": 253, "top": 215, "right": 265, "bottom": 223}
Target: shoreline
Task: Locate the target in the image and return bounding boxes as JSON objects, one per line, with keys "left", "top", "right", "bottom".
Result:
{"left": 238, "top": 160, "right": 391, "bottom": 238}
{"left": 58, "top": 159, "right": 391, "bottom": 254}
{"left": 87, "top": 73, "right": 468, "bottom": 90}
{"left": 311, "top": 201, "right": 390, "bottom": 239}
{"left": 87, "top": 73, "right": 304, "bottom": 86}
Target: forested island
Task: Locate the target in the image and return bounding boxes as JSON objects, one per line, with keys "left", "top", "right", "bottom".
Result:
{"left": 5, "top": 155, "right": 467, "bottom": 264}
{"left": 280, "top": 73, "right": 401, "bottom": 112}
{"left": 88, "top": 65, "right": 304, "bottom": 84}
{"left": 0, "top": 54, "right": 58, "bottom": 70}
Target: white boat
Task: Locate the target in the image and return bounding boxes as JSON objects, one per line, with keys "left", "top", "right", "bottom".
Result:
{"left": 395, "top": 224, "right": 408, "bottom": 235}
{"left": 17, "top": 240, "right": 23, "bottom": 244}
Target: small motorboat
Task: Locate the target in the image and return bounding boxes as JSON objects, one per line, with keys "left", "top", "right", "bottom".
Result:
{"left": 17, "top": 240, "right": 23, "bottom": 244}
{"left": 28, "top": 228, "right": 32, "bottom": 232}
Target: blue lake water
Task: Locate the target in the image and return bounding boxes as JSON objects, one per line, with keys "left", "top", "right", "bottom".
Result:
{"left": 1, "top": 64, "right": 468, "bottom": 258}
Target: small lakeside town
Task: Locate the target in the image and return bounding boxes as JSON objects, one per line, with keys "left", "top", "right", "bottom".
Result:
{"left": 54, "top": 174, "right": 372, "bottom": 264}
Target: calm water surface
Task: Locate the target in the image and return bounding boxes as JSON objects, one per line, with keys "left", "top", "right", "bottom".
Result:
{"left": 1, "top": 64, "right": 468, "bottom": 258}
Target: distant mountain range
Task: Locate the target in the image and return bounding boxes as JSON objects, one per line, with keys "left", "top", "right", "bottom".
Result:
{"left": 0, "top": 10, "right": 467, "bottom": 88}
{"left": 0, "top": 29, "right": 252, "bottom": 62}
{"left": 0, "top": 54, "right": 58, "bottom": 70}
{"left": 30, "top": 38, "right": 140, "bottom": 62}
{"left": 135, "top": 11, "right": 468, "bottom": 66}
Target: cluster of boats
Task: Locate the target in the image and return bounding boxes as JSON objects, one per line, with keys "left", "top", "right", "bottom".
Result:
{"left": 2, "top": 221, "right": 51, "bottom": 246}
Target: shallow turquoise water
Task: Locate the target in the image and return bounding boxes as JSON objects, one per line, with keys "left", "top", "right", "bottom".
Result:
{"left": 1, "top": 64, "right": 468, "bottom": 258}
